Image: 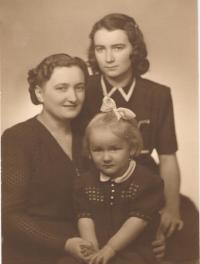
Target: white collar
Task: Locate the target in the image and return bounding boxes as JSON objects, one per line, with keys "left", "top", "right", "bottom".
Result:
{"left": 100, "top": 160, "right": 136, "bottom": 184}
{"left": 101, "top": 76, "right": 136, "bottom": 102}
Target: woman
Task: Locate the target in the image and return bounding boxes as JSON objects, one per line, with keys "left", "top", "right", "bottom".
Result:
{"left": 2, "top": 53, "right": 91, "bottom": 264}
{"left": 82, "top": 13, "right": 199, "bottom": 263}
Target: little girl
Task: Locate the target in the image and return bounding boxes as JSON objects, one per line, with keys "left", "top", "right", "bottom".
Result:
{"left": 75, "top": 97, "right": 164, "bottom": 264}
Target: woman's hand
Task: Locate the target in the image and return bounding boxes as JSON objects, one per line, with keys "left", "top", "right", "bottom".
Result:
{"left": 87, "top": 245, "right": 116, "bottom": 264}
{"left": 152, "top": 226, "right": 166, "bottom": 260}
{"left": 65, "top": 237, "right": 94, "bottom": 262}
{"left": 160, "top": 207, "right": 184, "bottom": 238}
{"left": 152, "top": 207, "right": 183, "bottom": 261}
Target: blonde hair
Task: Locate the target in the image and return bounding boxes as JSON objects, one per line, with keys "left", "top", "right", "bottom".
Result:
{"left": 83, "top": 111, "right": 143, "bottom": 157}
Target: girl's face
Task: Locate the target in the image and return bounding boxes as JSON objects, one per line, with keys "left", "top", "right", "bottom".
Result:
{"left": 36, "top": 66, "right": 85, "bottom": 120}
{"left": 89, "top": 127, "right": 133, "bottom": 178}
{"left": 94, "top": 28, "right": 133, "bottom": 82}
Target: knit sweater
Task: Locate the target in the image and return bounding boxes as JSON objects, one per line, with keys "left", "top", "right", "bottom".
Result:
{"left": 2, "top": 117, "right": 81, "bottom": 263}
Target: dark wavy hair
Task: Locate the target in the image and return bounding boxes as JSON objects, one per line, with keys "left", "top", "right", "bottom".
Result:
{"left": 27, "top": 53, "right": 89, "bottom": 105}
{"left": 83, "top": 111, "right": 143, "bottom": 158}
{"left": 88, "top": 13, "right": 150, "bottom": 76}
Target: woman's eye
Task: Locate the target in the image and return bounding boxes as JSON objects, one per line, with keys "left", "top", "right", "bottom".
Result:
{"left": 113, "top": 46, "right": 124, "bottom": 51}
{"left": 95, "top": 46, "right": 104, "bottom": 53}
{"left": 75, "top": 85, "right": 85, "bottom": 91}
{"left": 55, "top": 86, "right": 67, "bottom": 91}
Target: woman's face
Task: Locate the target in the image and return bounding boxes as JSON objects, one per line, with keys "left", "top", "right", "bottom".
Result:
{"left": 36, "top": 66, "right": 86, "bottom": 120}
{"left": 93, "top": 28, "right": 133, "bottom": 82}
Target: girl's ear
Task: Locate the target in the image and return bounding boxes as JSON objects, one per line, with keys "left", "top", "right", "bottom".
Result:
{"left": 35, "top": 85, "right": 44, "bottom": 103}
{"left": 130, "top": 148, "right": 136, "bottom": 158}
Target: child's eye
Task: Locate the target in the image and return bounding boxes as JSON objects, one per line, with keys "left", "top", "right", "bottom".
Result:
{"left": 91, "top": 147, "right": 102, "bottom": 152}
{"left": 110, "top": 146, "right": 121, "bottom": 151}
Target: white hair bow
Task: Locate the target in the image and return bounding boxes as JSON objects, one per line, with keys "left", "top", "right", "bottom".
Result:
{"left": 100, "top": 96, "right": 136, "bottom": 120}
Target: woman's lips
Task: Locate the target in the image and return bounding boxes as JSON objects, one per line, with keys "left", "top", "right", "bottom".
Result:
{"left": 105, "top": 66, "right": 118, "bottom": 70}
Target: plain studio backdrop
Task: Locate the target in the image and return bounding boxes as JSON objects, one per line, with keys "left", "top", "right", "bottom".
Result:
{"left": 1, "top": 0, "right": 198, "bottom": 206}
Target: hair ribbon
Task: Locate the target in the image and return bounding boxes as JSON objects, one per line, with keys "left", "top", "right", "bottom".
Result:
{"left": 100, "top": 96, "right": 136, "bottom": 120}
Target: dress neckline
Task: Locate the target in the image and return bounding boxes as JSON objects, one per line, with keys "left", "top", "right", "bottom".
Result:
{"left": 32, "top": 116, "right": 76, "bottom": 162}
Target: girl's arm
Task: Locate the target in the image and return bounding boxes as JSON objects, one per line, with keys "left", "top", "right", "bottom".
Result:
{"left": 105, "top": 176, "right": 164, "bottom": 254}
{"left": 87, "top": 217, "right": 147, "bottom": 264}
{"left": 107, "top": 216, "right": 147, "bottom": 252}
{"left": 78, "top": 217, "right": 99, "bottom": 250}
{"left": 87, "top": 175, "right": 164, "bottom": 264}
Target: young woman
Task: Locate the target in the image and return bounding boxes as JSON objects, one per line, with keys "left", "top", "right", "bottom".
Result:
{"left": 83, "top": 13, "right": 199, "bottom": 263}
{"left": 75, "top": 96, "right": 164, "bottom": 264}
{"left": 2, "top": 53, "right": 91, "bottom": 264}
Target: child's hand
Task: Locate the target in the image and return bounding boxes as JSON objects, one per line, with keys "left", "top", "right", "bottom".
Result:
{"left": 87, "top": 245, "right": 116, "bottom": 264}
{"left": 80, "top": 243, "right": 97, "bottom": 259}
{"left": 65, "top": 237, "right": 94, "bottom": 262}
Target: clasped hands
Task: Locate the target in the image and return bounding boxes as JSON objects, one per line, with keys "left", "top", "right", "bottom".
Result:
{"left": 66, "top": 209, "right": 184, "bottom": 263}
{"left": 65, "top": 238, "right": 115, "bottom": 264}
{"left": 81, "top": 243, "right": 115, "bottom": 264}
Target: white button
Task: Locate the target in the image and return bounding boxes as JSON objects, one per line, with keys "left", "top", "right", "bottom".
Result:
{"left": 111, "top": 189, "right": 115, "bottom": 193}
{"left": 110, "top": 196, "right": 114, "bottom": 199}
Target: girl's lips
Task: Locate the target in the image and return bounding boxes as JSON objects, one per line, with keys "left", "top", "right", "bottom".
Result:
{"left": 102, "top": 164, "right": 114, "bottom": 168}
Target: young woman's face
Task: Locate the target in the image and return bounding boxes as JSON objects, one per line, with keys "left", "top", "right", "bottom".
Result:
{"left": 94, "top": 28, "right": 133, "bottom": 81}
{"left": 36, "top": 66, "right": 86, "bottom": 120}
{"left": 89, "top": 127, "right": 132, "bottom": 178}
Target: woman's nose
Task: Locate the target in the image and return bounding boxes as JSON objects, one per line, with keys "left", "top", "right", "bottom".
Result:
{"left": 105, "top": 49, "right": 114, "bottom": 63}
{"left": 67, "top": 87, "right": 77, "bottom": 102}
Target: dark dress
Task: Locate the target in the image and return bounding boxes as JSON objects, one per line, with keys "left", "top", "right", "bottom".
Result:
{"left": 1, "top": 117, "right": 82, "bottom": 264}
{"left": 84, "top": 75, "right": 178, "bottom": 160}
{"left": 75, "top": 164, "right": 164, "bottom": 264}
{"left": 79, "top": 74, "right": 199, "bottom": 261}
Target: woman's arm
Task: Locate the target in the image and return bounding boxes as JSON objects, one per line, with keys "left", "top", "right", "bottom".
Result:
{"left": 159, "top": 153, "right": 183, "bottom": 237}
{"left": 2, "top": 130, "right": 76, "bottom": 254}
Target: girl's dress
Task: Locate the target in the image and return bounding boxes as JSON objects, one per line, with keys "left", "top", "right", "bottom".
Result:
{"left": 75, "top": 163, "right": 164, "bottom": 264}
{"left": 2, "top": 117, "right": 82, "bottom": 264}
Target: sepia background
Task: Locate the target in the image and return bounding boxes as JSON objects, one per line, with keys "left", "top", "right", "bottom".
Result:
{"left": 1, "top": 0, "right": 198, "bottom": 206}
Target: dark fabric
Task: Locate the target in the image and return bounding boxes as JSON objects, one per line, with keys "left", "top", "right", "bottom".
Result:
{"left": 74, "top": 164, "right": 164, "bottom": 264}
{"left": 80, "top": 74, "right": 199, "bottom": 261}
{"left": 83, "top": 75, "right": 178, "bottom": 157}
{"left": 165, "top": 195, "right": 199, "bottom": 261}
{"left": 56, "top": 255, "right": 80, "bottom": 264}
{"left": 57, "top": 252, "right": 150, "bottom": 264}
{"left": 1, "top": 117, "right": 81, "bottom": 263}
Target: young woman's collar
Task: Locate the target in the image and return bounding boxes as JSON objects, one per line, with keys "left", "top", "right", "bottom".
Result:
{"left": 101, "top": 75, "right": 136, "bottom": 102}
